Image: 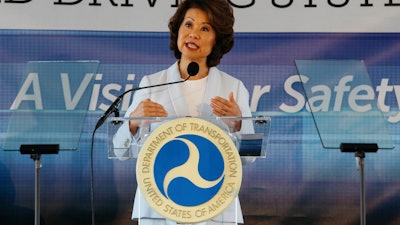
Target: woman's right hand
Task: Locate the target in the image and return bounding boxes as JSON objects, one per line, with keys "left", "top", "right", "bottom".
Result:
{"left": 128, "top": 98, "right": 168, "bottom": 134}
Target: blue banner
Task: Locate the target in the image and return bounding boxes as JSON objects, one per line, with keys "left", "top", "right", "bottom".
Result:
{"left": 0, "top": 30, "right": 399, "bottom": 225}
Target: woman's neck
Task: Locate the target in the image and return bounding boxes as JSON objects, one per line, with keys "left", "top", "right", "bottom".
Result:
{"left": 179, "top": 60, "right": 209, "bottom": 80}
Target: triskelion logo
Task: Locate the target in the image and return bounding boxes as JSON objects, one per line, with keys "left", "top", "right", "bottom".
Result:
{"left": 136, "top": 117, "right": 242, "bottom": 223}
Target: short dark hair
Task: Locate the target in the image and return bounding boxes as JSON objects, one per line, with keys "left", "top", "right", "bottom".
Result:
{"left": 168, "top": 0, "right": 235, "bottom": 67}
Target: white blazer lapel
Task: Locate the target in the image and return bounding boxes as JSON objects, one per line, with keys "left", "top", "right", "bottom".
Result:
{"left": 200, "top": 67, "right": 222, "bottom": 116}
{"left": 167, "top": 62, "right": 190, "bottom": 116}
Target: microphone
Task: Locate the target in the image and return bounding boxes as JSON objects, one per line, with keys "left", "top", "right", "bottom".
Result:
{"left": 187, "top": 61, "right": 200, "bottom": 76}
{"left": 94, "top": 62, "right": 199, "bottom": 130}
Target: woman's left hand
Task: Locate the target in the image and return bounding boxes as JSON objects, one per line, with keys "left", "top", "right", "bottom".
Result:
{"left": 211, "top": 92, "right": 242, "bottom": 131}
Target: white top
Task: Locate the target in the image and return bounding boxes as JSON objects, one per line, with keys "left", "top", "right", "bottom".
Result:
{"left": 181, "top": 76, "right": 208, "bottom": 116}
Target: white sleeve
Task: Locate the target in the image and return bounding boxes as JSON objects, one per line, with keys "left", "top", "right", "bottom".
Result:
{"left": 111, "top": 76, "right": 152, "bottom": 160}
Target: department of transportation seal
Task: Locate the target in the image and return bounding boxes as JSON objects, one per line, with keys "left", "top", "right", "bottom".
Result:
{"left": 136, "top": 117, "right": 242, "bottom": 224}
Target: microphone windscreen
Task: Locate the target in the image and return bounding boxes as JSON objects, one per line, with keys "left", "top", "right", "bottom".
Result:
{"left": 187, "top": 62, "right": 199, "bottom": 76}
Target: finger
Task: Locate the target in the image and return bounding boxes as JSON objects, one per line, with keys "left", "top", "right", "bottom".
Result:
{"left": 134, "top": 100, "right": 168, "bottom": 117}
{"left": 229, "top": 92, "right": 236, "bottom": 103}
{"left": 228, "top": 92, "right": 243, "bottom": 117}
{"left": 210, "top": 102, "right": 224, "bottom": 115}
{"left": 210, "top": 100, "right": 227, "bottom": 112}
{"left": 144, "top": 103, "right": 167, "bottom": 115}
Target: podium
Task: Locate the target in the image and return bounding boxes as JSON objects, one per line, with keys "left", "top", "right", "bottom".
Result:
{"left": 295, "top": 60, "right": 395, "bottom": 225}
{"left": 107, "top": 115, "right": 271, "bottom": 224}
{"left": 2, "top": 60, "right": 100, "bottom": 225}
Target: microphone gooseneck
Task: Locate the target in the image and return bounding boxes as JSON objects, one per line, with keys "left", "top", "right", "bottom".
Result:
{"left": 94, "top": 62, "right": 199, "bottom": 130}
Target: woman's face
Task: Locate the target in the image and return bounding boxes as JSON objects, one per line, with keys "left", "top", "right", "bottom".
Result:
{"left": 177, "top": 8, "right": 216, "bottom": 64}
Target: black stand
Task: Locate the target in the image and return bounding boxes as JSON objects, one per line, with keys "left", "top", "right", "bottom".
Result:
{"left": 20, "top": 144, "right": 60, "bottom": 225}
{"left": 295, "top": 60, "right": 395, "bottom": 225}
{"left": 1, "top": 61, "right": 99, "bottom": 225}
{"left": 340, "top": 143, "right": 378, "bottom": 225}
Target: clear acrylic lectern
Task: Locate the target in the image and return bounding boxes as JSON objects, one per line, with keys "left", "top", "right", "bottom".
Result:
{"left": 2, "top": 60, "right": 100, "bottom": 225}
{"left": 107, "top": 115, "right": 271, "bottom": 224}
{"left": 295, "top": 60, "right": 395, "bottom": 225}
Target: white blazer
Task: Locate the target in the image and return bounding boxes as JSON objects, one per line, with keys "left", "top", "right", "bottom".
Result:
{"left": 113, "top": 61, "right": 253, "bottom": 223}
